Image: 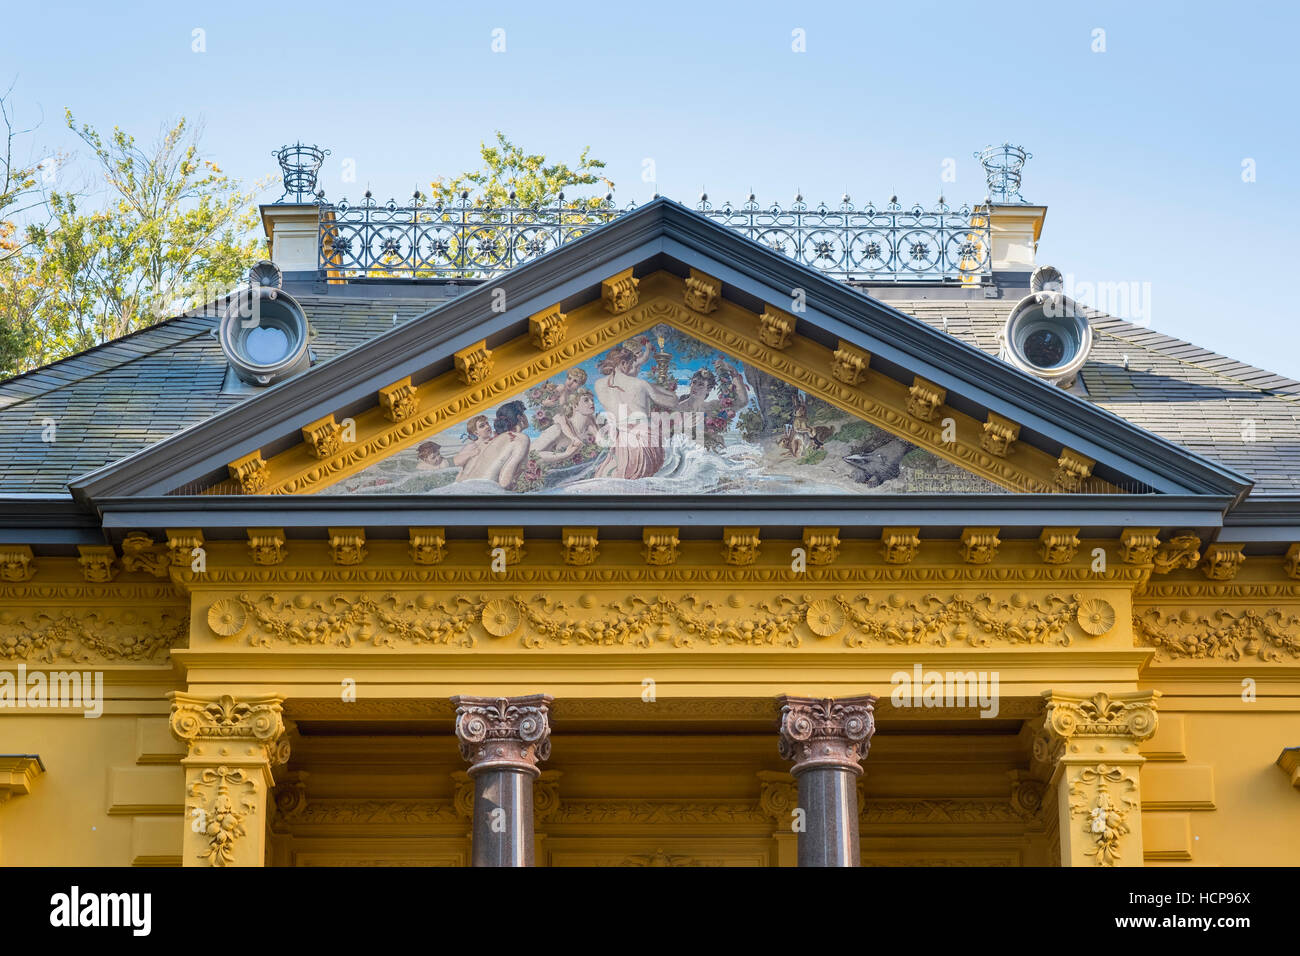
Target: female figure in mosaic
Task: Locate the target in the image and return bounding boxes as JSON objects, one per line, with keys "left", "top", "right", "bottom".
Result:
{"left": 534, "top": 389, "right": 599, "bottom": 463}
{"left": 592, "top": 340, "right": 681, "bottom": 481}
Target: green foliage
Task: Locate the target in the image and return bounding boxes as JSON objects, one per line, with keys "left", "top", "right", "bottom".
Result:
{"left": 427, "top": 131, "right": 613, "bottom": 209}
{"left": 0, "top": 112, "right": 265, "bottom": 377}
{"left": 737, "top": 407, "right": 765, "bottom": 442}
{"left": 833, "top": 419, "right": 880, "bottom": 444}
{"left": 797, "top": 447, "right": 828, "bottom": 466}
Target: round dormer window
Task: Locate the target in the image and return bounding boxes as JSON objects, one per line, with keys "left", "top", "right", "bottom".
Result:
{"left": 999, "top": 271, "right": 1093, "bottom": 388}
{"left": 218, "top": 285, "right": 311, "bottom": 386}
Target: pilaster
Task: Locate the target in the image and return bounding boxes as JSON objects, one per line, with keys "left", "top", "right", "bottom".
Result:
{"left": 1036, "top": 690, "right": 1159, "bottom": 867}
{"left": 169, "top": 693, "right": 289, "bottom": 867}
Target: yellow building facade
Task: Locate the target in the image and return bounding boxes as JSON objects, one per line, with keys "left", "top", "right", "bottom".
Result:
{"left": 1, "top": 181, "right": 1297, "bottom": 867}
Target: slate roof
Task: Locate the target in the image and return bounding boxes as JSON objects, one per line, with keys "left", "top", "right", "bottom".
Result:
{"left": 1, "top": 284, "right": 1297, "bottom": 496}
{"left": 895, "top": 300, "right": 1300, "bottom": 496}
{"left": 0, "top": 296, "right": 444, "bottom": 494}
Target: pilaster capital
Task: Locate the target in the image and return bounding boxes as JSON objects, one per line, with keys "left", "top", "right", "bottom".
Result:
{"left": 168, "top": 692, "right": 289, "bottom": 767}
{"left": 777, "top": 694, "right": 877, "bottom": 776}
{"left": 1042, "top": 690, "right": 1160, "bottom": 745}
{"left": 452, "top": 694, "right": 553, "bottom": 777}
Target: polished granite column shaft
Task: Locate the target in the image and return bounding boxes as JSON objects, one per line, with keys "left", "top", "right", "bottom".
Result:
{"left": 451, "top": 694, "right": 553, "bottom": 867}
{"left": 777, "top": 694, "right": 877, "bottom": 867}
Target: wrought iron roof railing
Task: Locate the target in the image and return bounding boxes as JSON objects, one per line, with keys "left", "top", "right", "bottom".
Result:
{"left": 318, "top": 193, "right": 992, "bottom": 283}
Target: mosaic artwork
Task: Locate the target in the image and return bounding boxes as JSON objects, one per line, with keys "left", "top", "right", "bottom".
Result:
{"left": 328, "top": 326, "right": 1003, "bottom": 495}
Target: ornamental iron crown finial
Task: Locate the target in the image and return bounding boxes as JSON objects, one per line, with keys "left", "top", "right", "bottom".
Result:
{"left": 975, "top": 143, "right": 1033, "bottom": 204}
{"left": 273, "top": 142, "right": 330, "bottom": 203}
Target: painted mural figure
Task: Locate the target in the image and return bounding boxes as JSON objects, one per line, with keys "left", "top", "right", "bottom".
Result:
{"left": 330, "top": 325, "right": 1002, "bottom": 496}
{"left": 592, "top": 339, "right": 680, "bottom": 480}
{"left": 454, "top": 401, "right": 531, "bottom": 488}
{"left": 533, "top": 389, "right": 599, "bottom": 463}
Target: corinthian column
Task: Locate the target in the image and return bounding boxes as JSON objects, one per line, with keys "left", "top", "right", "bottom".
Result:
{"left": 777, "top": 694, "right": 877, "bottom": 867}
{"left": 451, "top": 694, "right": 553, "bottom": 867}
{"left": 1037, "top": 691, "right": 1160, "bottom": 867}
{"left": 168, "top": 693, "right": 289, "bottom": 867}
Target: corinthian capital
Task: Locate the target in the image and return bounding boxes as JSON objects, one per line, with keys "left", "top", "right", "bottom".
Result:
{"left": 777, "top": 694, "right": 877, "bottom": 776}
{"left": 452, "top": 694, "right": 553, "bottom": 777}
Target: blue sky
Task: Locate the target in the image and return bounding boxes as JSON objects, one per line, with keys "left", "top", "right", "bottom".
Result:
{"left": 4, "top": 0, "right": 1298, "bottom": 378}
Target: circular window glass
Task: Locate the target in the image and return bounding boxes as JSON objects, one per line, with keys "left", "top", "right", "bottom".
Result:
{"left": 1023, "top": 328, "right": 1066, "bottom": 367}
{"left": 244, "top": 325, "right": 292, "bottom": 365}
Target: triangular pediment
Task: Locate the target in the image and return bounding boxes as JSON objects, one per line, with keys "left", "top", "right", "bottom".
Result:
{"left": 68, "top": 199, "right": 1251, "bottom": 507}
{"left": 329, "top": 321, "right": 1004, "bottom": 496}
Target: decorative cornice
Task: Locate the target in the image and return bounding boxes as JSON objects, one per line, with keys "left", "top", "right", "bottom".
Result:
{"left": 0, "top": 546, "right": 36, "bottom": 583}
{"left": 601, "top": 267, "right": 639, "bottom": 313}
{"left": 722, "top": 527, "right": 761, "bottom": 566}
{"left": 163, "top": 551, "right": 1151, "bottom": 590}
{"left": 120, "top": 532, "right": 170, "bottom": 577}
{"left": 1200, "top": 543, "right": 1245, "bottom": 581}
{"left": 409, "top": 527, "right": 446, "bottom": 565}
{"left": 759, "top": 304, "right": 795, "bottom": 349}
{"left": 960, "top": 527, "right": 1001, "bottom": 565}
{"left": 1038, "top": 527, "right": 1080, "bottom": 565}
{"left": 228, "top": 451, "right": 269, "bottom": 494}
{"left": 76, "top": 545, "right": 118, "bottom": 583}
{"left": 981, "top": 413, "right": 1020, "bottom": 457}
{"left": 1054, "top": 448, "right": 1095, "bottom": 491}
{"left": 451, "top": 693, "right": 553, "bottom": 777}
{"left": 802, "top": 527, "right": 840, "bottom": 566}
{"left": 906, "top": 377, "right": 946, "bottom": 423}
{"left": 778, "top": 694, "right": 877, "bottom": 775}
{"left": 453, "top": 340, "right": 494, "bottom": 386}
{"left": 682, "top": 268, "right": 721, "bottom": 314}
{"left": 378, "top": 376, "right": 419, "bottom": 422}
{"left": 528, "top": 304, "right": 567, "bottom": 350}
{"left": 561, "top": 527, "right": 599, "bottom": 566}
{"left": 881, "top": 527, "right": 921, "bottom": 565}
{"left": 830, "top": 340, "right": 871, "bottom": 386}
{"left": 643, "top": 527, "right": 680, "bottom": 566}
{"left": 328, "top": 527, "right": 367, "bottom": 566}
{"left": 247, "top": 528, "right": 287, "bottom": 566}
{"left": 302, "top": 415, "right": 343, "bottom": 459}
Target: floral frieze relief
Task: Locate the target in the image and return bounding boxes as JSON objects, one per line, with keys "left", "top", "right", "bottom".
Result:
{"left": 0, "top": 606, "right": 186, "bottom": 663}
{"left": 205, "top": 590, "right": 1122, "bottom": 651}
{"left": 1133, "top": 606, "right": 1300, "bottom": 661}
